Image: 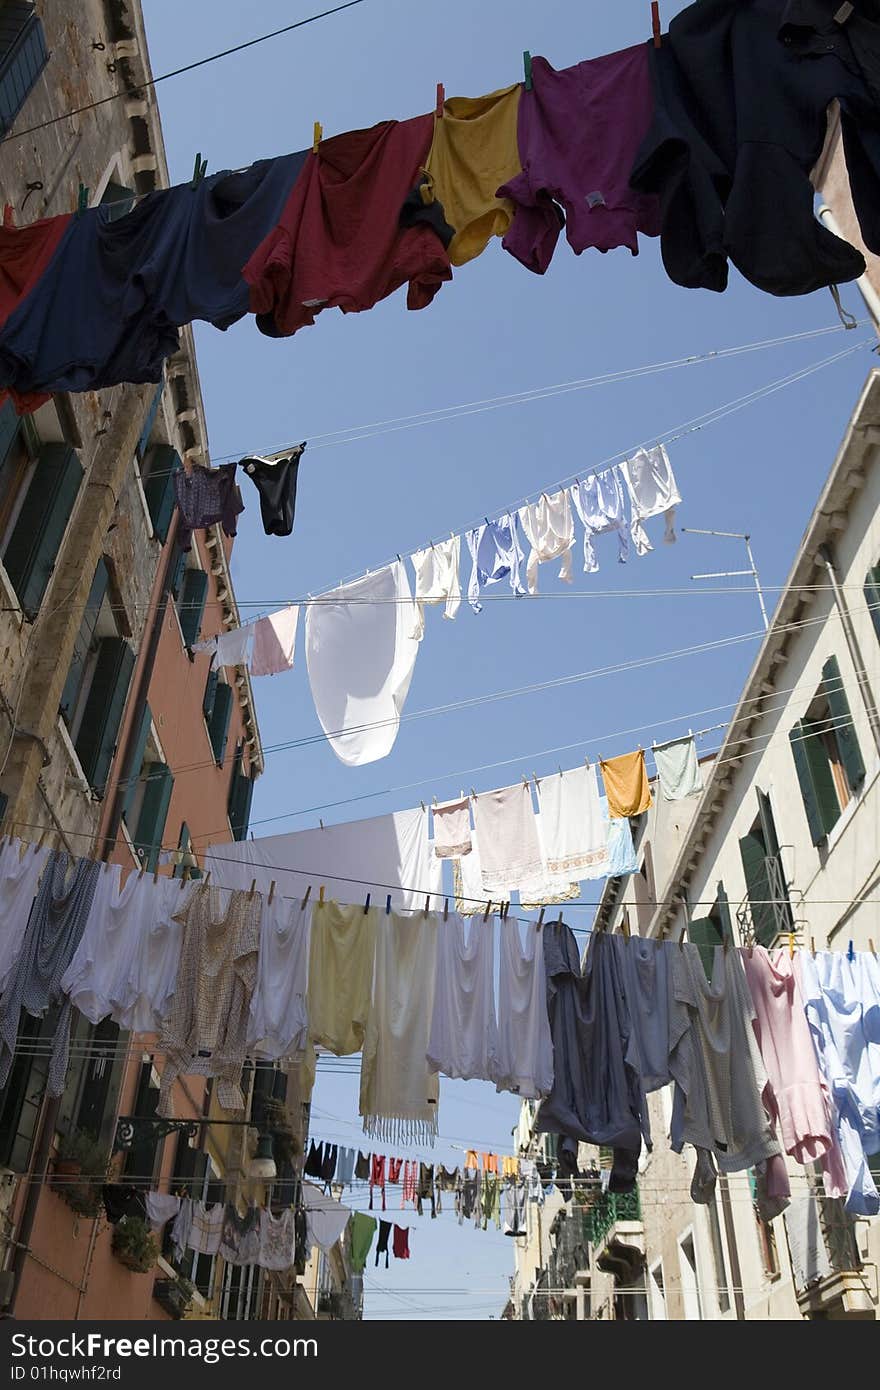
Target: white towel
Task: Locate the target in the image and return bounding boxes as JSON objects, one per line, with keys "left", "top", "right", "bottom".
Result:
{"left": 433, "top": 796, "right": 472, "bottom": 859}
{"left": 410, "top": 537, "right": 461, "bottom": 638}
{"left": 453, "top": 833, "right": 505, "bottom": 915}
{"left": 472, "top": 783, "right": 543, "bottom": 894}
{"left": 517, "top": 490, "right": 575, "bottom": 593}
{"left": 516, "top": 812, "right": 582, "bottom": 909}
{"left": 653, "top": 735, "right": 703, "bottom": 801}
{"left": 305, "top": 561, "right": 421, "bottom": 766}
{"left": 536, "top": 764, "right": 607, "bottom": 876}
{"left": 250, "top": 605, "right": 299, "bottom": 676}
{"left": 620, "top": 444, "right": 682, "bottom": 556}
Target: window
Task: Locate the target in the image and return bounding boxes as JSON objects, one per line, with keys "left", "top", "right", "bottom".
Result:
{"left": 738, "top": 789, "right": 793, "bottom": 947}
{"left": 131, "top": 762, "right": 174, "bottom": 872}
{"left": 1, "top": 431, "right": 83, "bottom": 619}
{"left": 678, "top": 1232, "right": 703, "bottom": 1320}
{"left": 0, "top": 1010, "right": 53, "bottom": 1171}
{"left": 706, "top": 1196, "right": 731, "bottom": 1314}
{"left": 176, "top": 564, "right": 209, "bottom": 648}
{"left": 172, "top": 822, "right": 201, "bottom": 879}
{"left": 688, "top": 882, "right": 732, "bottom": 978}
{"left": 99, "top": 180, "right": 135, "bottom": 222}
{"left": 865, "top": 563, "right": 880, "bottom": 644}
{"left": 136, "top": 382, "right": 164, "bottom": 462}
{"left": 789, "top": 655, "right": 866, "bottom": 845}
{"left": 68, "top": 633, "right": 135, "bottom": 796}
{"left": 228, "top": 741, "right": 255, "bottom": 841}
{"left": 648, "top": 1260, "right": 667, "bottom": 1320}
{"left": 122, "top": 1061, "right": 162, "bottom": 1188}
{"left": 139, "top": 444, "right": 180, "bottom": 543}
{"left": 0, "top": 2, "right": 47, "bottom": 136}
{"left": 206, "top": 677, "right": 234, "bottom": 766}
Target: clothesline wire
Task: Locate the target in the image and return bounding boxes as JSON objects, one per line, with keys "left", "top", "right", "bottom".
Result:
{"left": 0, "top": 2, "right": 368, "bottom": 145}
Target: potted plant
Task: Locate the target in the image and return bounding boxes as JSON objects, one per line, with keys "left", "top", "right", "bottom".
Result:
{"left": 261, "top": 1098, "right": 299, "bottom": 1166}
{"left": 52, "top": 1129, "right": 107, "bottom": 1218}
{"left": 153, "top": 1275, "right": 194, "bottom": 1320}
{"left": 111, "top": 1216, "right": 159, "bottom": 1273}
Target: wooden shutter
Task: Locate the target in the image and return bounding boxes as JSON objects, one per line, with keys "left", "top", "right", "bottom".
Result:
{"left": 59, "top": 558, "right": 109, "bottom": 726}
{"left": 0, "top": 395, "right": 19, "bottom": 467}
{"left": 168, "top": 546, "right": 186, "bottom": 600}
{"left": 822, "top": 654, "right": 866, "bottom": 792}
{"left": 132, "top": 762, "right": 174, "bottom": 872}
{"left": 122, "top": 700, "right": 153, "bottom": 821}
{"left": 203, "top": 667, "right": 218, "bottom": 721}
{"left": 74, "top": 636, "right": 135, "bottom": 795}
{"left": 228, "top": 766, "right": 255, "bottom": 841}
{"left": 208, "top": 680, "right": 233, "bottom": 765}
{"left": 123, "top": 1061, "right": 162, "bottom": 1187}
{"left": 865, "top": 566, "right": 880, "bottom": 644}
{"left": 738, "top": 832, "right": 777, "bottom": 946}
{"left": 2, "top": 442, "right": 83, "bottom": 616}
{"left": 687, "top": 916, "right": 723, "bottom": 980}
{"left": 0, "top": 2, "right": 48, "bottom": 136}
{"left": 75, "top": 1019, "right": 122, "bottom": 1148}
{"left": 178, "top": 567, "right": 209, "bottom": 647}
{"left": 141, "top": 444, "right": 180, "bottom": 543}
{"left": 788, "top": 720, "right": 839, "bottom": 845}
{"left": 136, "top": 382, "right": 164, "bottom": 460}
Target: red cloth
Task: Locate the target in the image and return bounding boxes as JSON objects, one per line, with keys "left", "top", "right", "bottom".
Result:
{"left": 369, "top": 1153, "right": 386, "bottom": 1211}
{"left": 387, "top": 1156, "right": 403, "bottom": 1184}
{"left": 392, "top": 1224, "right": 410, "bottom": 1260}
{"left": 0, "top": 213, "right": 71, "bottom": 414}
{"left": 244, "top": 116, "right": 451, "bottom": 335}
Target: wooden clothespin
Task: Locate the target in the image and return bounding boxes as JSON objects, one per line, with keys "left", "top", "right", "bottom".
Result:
{"left": 37, "top": 829, "right": 48, "bottom": 852}
{"left": 313, "top": 122, "right": 323, "bottom": 154}
{"left": 436, "top": 83, "right": 445, "bottom": 117}
{"left": 678, "top": 926, "right": 687, "bottom": 950}
{"left": 153, "top": 864, "right": 160, "bottom": 885}
{"left": 537, "top": 907, "right": 545, "bottom": 931}
{"left": 789, "top": 932, "right": 795, "bottom": 960}
{"left": 76, "top": 184, "right": 89, "bottom": 217}
{"left": 557, "top": 910, "right": 563, "bottom": 925}
{"left": 443, "top": 897, "right": 449, "bottom": 921}
{"left": 248, "top": 878, "right": 257, "bottom": 900}
{"left": 522, "top": 51, "right": 533, "bottom": 91}
{"left": 181, "top": 864, "right": 190, "bottom": 884}
{"left": 318, "top": 884, "right": 325, "bottom": 906}
{"left": 385, "top": 894, "right": 392, "bottom": 915}
{"left": 423, "top": 894, "right": 430, "bottom": 918}
{"left": 268, "top": 880, "right": 275, "bottom": 905}
{"left": 869, "top": 938, "right": 876, "bottom": 956}
{"left": 810, "top": 935, "right": 816, "bottom": 957}
{"left": 301, "top": 884, "right": 312, "bottom": 909}
{"left": 651, "top": 2, "right": 662, "bottom": 48}
{"left": 203, "top": 871, "right": 211, "bottom": 888}
{"left": 138, "top": 861, "right": 146, "bottom": 879}
{"left": 363, "top": 892, "right": 371, "bottom": 914}
{"left": 191, "top": 152, "right": 208, "bottom": 188}
{"left": 621, "top": 918, "right": 631, "bottom": 940}
{"left": 483, "top": 899, "right": 492, "bottom": 922}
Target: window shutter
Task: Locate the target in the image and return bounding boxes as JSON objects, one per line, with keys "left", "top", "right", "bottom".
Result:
{"left": 207, "top": 681, "right": 233, "bottom": 765}
{"left": 178, "top": 567, "right": 209, "bottom": 647}
{"left": 59, "top": 558, "right": 109, "bottom": 726}
{"left": 687, "top": 916, "right": 723, "bottom": 980}
{"left": 122, "top": 700, "right": 152, "bottom": 821}
{"left": 822, "top": 654, "right": 866, "bottom": 792}
{"left": 136, "top": 382, "right": 164, "bottom": 460}
{"left": 0, "top": 3, "right": 48, "bottom": 136}
{"left": 203, "top": 667, "right": 218, "bottom": 721}
{"left": 0, "top": 395, "right": 19, "bottom": 467}
{"left": 788, "top": 720, "right": 839, "bottom": 845}
{"left": 74, "top": 636, "right": 135, "bottom": 795}
{"left": 75, "top": 1019, "right": 122, "bottom": 1147}
{"left": 132, "top": 762, "right": 174, "bottom": 872}
{"left": 2, "top": 442, "right": 83, "bottom": 616}
{"left": 168, "top": 547, "right": 186, "bottom": 600}
{"left": 123, "top": 1061, "right": 162, "bottom": 1186}
{"left": 228, "top": 766, "right": 255, "bottom": 841}
{"left": 738, "top": 832, "right": 777, "bottom": 946}
{"left": 141, "top": 444, "right": 180, "bottom": 543}
{"left": 865, "top": 566, "right": 880, "bottom": 644}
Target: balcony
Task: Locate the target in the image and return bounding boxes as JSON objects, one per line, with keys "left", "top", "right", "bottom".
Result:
{"left": 584, "top": 1188, "right": 642, "bottom": 1252}
{"left": 736, "top": 852, "right": 795, "bottom": 947}
{"left": 788, "top": 1193, "right": 876, "bottom": 1319}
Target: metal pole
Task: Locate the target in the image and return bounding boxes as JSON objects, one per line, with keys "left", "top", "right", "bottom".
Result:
{"left": 816, "top": 204, "right": 880, "bottom": 336}
{"left": 744, "top": 535, "right": 770, "bottom": 631}
{"left": 682, "top": 527, "right": 769, "bottom": 631}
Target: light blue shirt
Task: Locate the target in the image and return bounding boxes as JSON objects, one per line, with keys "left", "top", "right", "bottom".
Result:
{"left": 466, "top": 513, "right": 526, "bottom": 612}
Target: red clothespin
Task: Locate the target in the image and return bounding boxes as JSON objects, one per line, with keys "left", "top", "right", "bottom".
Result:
{"left": 651, "top": 2, "right": 662, "bottom": 47}
{"left": 436, "top": 83, "right": 445, "bottom": 118}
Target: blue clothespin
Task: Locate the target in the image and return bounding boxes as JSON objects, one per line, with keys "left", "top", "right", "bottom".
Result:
{"left": 385, "top": 894, "right": 392, "bottom": 915}
{"left": 847, "top": 939, "right": 855, "bottom": 963}
{"left": 76, "top": 184, "right": 89, "bottom": 217}
{"left": 523, "top": 51, "right": 533, "bottom": 91}
{"left": 191, "top": 152, "right": 208, "bottom": 188}
{"left": 363, "top": 892, "right": 371, "bottom": 915}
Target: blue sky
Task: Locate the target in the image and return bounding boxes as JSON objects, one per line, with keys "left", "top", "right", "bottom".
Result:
{"left": 141, "top": 0, "right": 874, "bottom": 1319}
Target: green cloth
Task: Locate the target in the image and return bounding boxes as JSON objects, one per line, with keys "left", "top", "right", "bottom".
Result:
{"left": 350, "top": 1211, "right": 377, "bottom": 1272}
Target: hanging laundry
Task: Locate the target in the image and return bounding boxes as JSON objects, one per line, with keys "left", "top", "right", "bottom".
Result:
{"left": 170, "top": 1199, "right": 193, "bottom": 1262}
{"left": 614, "top": 936, "right": 672, "bottom": 1097}
{"left": 157, "top": 884, "right": 261, "bottom": 1117}
{"left": 102, "top": 1185, "right": 147, "bottom": 1225}
{"left": 306, "top": 560, "right": 421, "bottom": 767}
{"left": 145, "top": 1192, "right": 180, "bottom": 1231}
{"left": 387, "top": 1156, "right": 403, "bottom": 1186}
{"left": 493, "top": 918, "right": 555, "bottom": 1100}
{"left": 349, "top": 1211, "right": 377, "bottom": 1272}
{"left": 393, "top": 1224, "right": 411, "bottom": 1258}
{"left": 515, "top": 811, "right": 581, "bottom": 909}
{"left": 410, "top": 536, "right": 461, "bottom": 639}
{"left": 250, "top": 606, "right": 299, "bottom": 678}
{"left": 604, "top": 802, "right": 639, "bottom": 876}
{"left": 307, "top": 900, "right": 377, "bottom": 1056}
{"left": 335, "top": 1147, "right": 356, "bottom": 1186}
{"left": 422, "top": 84, "right": 522, "bottom": 265}
{"left": 0, "top": 852, "right": 100, "bottom": 1097}
{"left": 219, "top": 1205, "right": 261, "bottom": 1267}
{"left": 417, "top": 1163, "right": 436, "bottom": 1218}
{"left": 302, "top": 1181, "right": 351, "bottom": 1252}
{"left": 796, "top": 950, "right": 880, "bottom": 1215}
{"left": 369, "top": 1154, "right": 387, "bottom": 1211}
{"left": 452, "top": 832, "right": 504, "bottom": 915}
{"left": 599, "top": 749, "right": 652, "bottom": 819}
{"left": 457, "top": 1170, "right": 480, "bottom": 1225}
{"left": 466, "top": 514, "right": 526, "bottom": 613}
{"left": 375, "top": 1219, "right": 392, "bottom": 1268}
{"left": 0, "top": 840, "right": 49, "bottom": 996}
{"left": 241, "top": 442, "right": 306, "bottom": 537}
{"left": 193, "top": 623, "right": 255, "bottom": 671}
{"left": 569, "top": 468, "right": 629, "bottom": 572}
{"left": 619, "top": 444, "right": 681, "bottom": 556}
{"left": 653, "top": 734, "right": 703, "bottom": 801}
{"left": 669, "top": 944, "right": 781, "bottom": 1201}
{"left": 629, "top": 1, "right": 874, "bottom": 297}
{"left": 320, "top": 1143, "right": 338, "bottom": 1190}
{"left": 187, "top": 1201, "right": 225, "bottom": 1256}
{"left": 472, "top": 783, "right": 543, "bottom": 895}
{"left": 427, "top": 912, "right": 498, "bottom": 1082}
{"left": 359, "top": 910, "right": 439, "bottom": 1144}
{"left": 258, "top": 1207, "right": 297, "bottom": 1271}
{"left": 0, "top": 212, "right": 72, "bottom": 413}
{"left": 435, "top": 1165, "right": 459, "bottom": 1214}
{"left": 481, "top": 1152, "right": 498, "bottom": 1173}
{"left": 536, "top": 764, "right": 606, "bottom": 878}
{"left": 355, "top": 1150, "right": 371, "bottom": 1182}
{"left": 247, "top": 893, "right": 310, "bottom": 1058}
{"left": 0, "top": 154, "right": 308, "bottom": 404}
{"left": 480, "top": 1174, "right": 502, "bottom": 1230}
{"left": 244, "top": 118, "right": 451, "bottom": 336}
{"left": 116, "top": 874, "right": 187, "bottom": 1032}
{"left": 432, "top": 796, "right": 472, "bottom": 859}
{"left": 517, "top": 490, "right": 575, "bottom": 593}
{"left": 401, "top": 1159, "right": 417, "bottom": 1208}
{"left": 62, "top": 862, "right": 150, "bottom": 1025}
{"left": 175, "top": 462, "right": 244, "bottom": 552}
{"left": 464, "top": 1149, "right": 479, "bottom": 1170}
{"left": 502, "top": 1177, "right": 527, "bottom": 1236}
{"left": 499, "top": 47, "right": 660, "bottom": 274}
{"left": 503, "top": 1155, "right": 522, "bottom": 1180}
{"left": 304, "top": 1140, "right": 325, "bottom": 1180}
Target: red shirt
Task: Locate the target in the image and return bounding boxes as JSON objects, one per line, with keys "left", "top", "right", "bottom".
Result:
{"left": 244, "top": 115, "right": 451, "bottom": 335}
{"left": 0, "top": 212, "right": 71, "bottom": 413}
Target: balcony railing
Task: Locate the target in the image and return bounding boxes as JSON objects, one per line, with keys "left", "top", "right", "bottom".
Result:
{"left": 736, "top": 853, "right": 795, "bottom": 947}
{"left": 584, "top": 1188, "right": 642, "bottom": 1251}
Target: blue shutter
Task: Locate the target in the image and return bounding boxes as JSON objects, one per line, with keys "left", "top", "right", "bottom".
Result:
{"left": 122, "top": 700, "right": 153, "bottom": 822}
{"left": 136, "top": 383, "right": 164, "bottom": 461}
{"left": 178, "top": 567, "right": 209, "bottom": 647}
{"left": 132, "top": 763, "right": 174, "bottom": 873}
{"left": 141, "top": 445, "right": 180, "bottom": 543}
{"left": 822, "top": 654, "right": 866, "bottom": 793}
{"left": 74, "top": 636, "right": 135, "bottom": 795}
{"left": 59, "top": 559, "right": 108, "bottom": 726}
{"left": 0, "top": 3, "right": 48, "bottom": 137}
{"left": 207, "top": 681, "right": 233, "bottom": 766}
{"left": 2, "top": 443, "right": 83, "bottom": 617}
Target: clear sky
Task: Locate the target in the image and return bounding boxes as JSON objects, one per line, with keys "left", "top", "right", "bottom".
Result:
{"left": 141, "top": 0, "right": 873, "bottom": 1319}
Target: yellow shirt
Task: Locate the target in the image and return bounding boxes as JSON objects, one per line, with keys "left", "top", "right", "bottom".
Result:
{"left": 424, "top": 84, "right": 522, "bottom": 266}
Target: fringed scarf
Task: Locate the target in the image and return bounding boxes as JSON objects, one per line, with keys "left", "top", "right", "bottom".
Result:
{"left": 359, "top": 910, "right": 439, "bottom": 1146}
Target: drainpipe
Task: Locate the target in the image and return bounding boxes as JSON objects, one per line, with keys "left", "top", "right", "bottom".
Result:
{"left": 818, "top": 542, "right": 880, "bottom": 760}
{"left": 817, "top": 204, "right": 880, "bottom": 336}
{"left": 718, "top": 1177, "right": 745, "bottom": 1321}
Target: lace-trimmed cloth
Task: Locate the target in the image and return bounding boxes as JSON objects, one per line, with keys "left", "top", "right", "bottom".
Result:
{"left": 258, "top": 1208, "right": 296, "bottom": 1271}
{"left": 158, "top": 885, "right": 261, "bottom": 1116}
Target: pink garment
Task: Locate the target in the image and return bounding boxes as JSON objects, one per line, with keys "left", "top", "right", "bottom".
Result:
{"left": 250, "top": 606, "right": 299, "bottom": 676}
{"left": 401, "top": 1159, "right": 417, "bottom": 1208}
{"left": 741, "top": 947, "right": 840, "bottom": 1174}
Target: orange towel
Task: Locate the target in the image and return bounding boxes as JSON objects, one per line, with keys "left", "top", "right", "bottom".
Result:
{"left": 465, "top": 1149, "right": 479, "bottom": 1170}
{"left": 481, "top": 1152, "right": 498, "bottom": 1173}
{"left": 600, "top": 749, "right": 652, "bottom": 819}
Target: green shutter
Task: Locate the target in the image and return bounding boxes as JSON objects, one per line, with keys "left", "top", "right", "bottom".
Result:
{"left": 74, "top": 636, "right": 135, "bottom": 795}
{"left": 136, "top": 383, "right": 164, "bottom": 460}
{"left": 0, "top": 3, "right": 49, "bottom": 136}
{"left": 168, "top": 547, "right": 186, "bottom": 600}
{"left": 203, "top": 666, "right": 219, "bottom": 721}
{"left": 0, "top": 395, "right": 19, "bottom": 468}
{"left": 207, "top": 680, "right": 233, "bottom": 765}
{"left": 132, "top": 762, "right": 174, "bottom": 872}
{"left": 738, "top": 832, "right": 778, "bottom": 946}
{"left": 688, "top": 916, "right": 723, "bottom": 979}
{"left": 822, "top": 654, "right": 866, "bottom": 793}
{"left": 141, "top": 444, "right": 180, "bottom": 543}
{"left": 865, "top": 566, "right": 880, "bottom": 644}
{"left": 2, "top": 443, "right": 83, "bottom": 616}
{"left": 228, "top": 767, "right": 255, "bottom": 841}
{"left": 122, "top": 700, "right": 152, "bottom": 821}
{"left": 178, "top": 567, "right": 209, "bottom": 647}
{"left": 789, "top": 719, "right": 839, "bottom": 845}
{"left": 59, "top": 558, "right": 109, "bottom": 726}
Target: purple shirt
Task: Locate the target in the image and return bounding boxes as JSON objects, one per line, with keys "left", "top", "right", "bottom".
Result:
{"left": 499, "top": 46, "right": 661, "bottom": 274}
